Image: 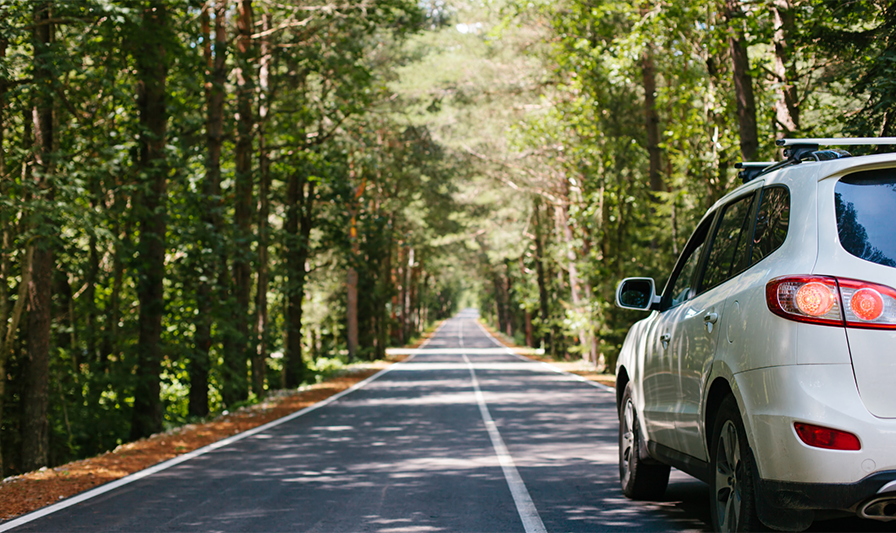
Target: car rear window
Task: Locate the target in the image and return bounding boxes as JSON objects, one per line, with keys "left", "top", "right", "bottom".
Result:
{"left": 835, "top": 169, "right": 896, "bottom": 268}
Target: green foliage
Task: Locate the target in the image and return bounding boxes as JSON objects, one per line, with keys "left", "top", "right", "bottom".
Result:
{"left": 0, "top": 0, "right": 887, "bottom": 476}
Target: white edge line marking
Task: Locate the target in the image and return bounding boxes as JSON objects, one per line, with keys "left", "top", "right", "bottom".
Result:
{"left": 473, "top": 320, "right": 615, "bottom": 393}
{"left": 0, "top": 322, "right": 448, "bottom": 532}
{"left": 461, "top": 352, "right": 546, "bottom": 533}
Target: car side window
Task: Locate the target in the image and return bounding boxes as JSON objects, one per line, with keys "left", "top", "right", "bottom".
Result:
{"left": 750, "top": 187, "right": 790, "bottom": 265}
{"left": 700, "top": 193, "right": 757, "bottom": 293}
{"left": 665, "top": 218, "right": 712, "bottom": 308}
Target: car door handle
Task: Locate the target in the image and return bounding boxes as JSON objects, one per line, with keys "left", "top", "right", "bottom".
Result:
{"left": 703, "top": 312, "right": 719, "bottom": 324}
{"left": 660, "top": 333, "right": 671, "bottom": 350}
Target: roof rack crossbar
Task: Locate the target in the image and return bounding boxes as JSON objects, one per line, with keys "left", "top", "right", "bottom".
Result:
{"left": 736, "top": 161, "right": 778, "bottom": 183}
{"left": 738, "top": 137, "right": 894, "bottom": 183}
{"left": 777, "top": 137, "right": 896, "bottom": 147}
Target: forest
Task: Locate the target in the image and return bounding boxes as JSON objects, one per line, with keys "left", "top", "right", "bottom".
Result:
{"left": 0, "top": 0, "right": 894, "bottom": 478}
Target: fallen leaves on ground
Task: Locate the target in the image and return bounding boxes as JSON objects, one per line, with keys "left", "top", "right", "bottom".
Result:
{"left": 0, "top": 326, "right": 441, "bottom": 523}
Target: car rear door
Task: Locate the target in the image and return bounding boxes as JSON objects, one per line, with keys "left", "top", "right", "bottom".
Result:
{"left": 668, "top": 190, "right": 760, "bottom": 460}
{"left": 816, "top": 167, "right": 896, "bottom": 418}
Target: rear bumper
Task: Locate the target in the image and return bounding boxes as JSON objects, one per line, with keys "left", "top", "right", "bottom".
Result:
{"left": 734, "top": 364, "right": 896, "bottom": 484}
{"left": 758, "top": 469, "right": 896, "bottom": 511}
{"left": 753, "top": 463, "right": 896, "bottom": 530}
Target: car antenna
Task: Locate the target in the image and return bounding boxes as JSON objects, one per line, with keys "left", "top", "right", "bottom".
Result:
{"left": 738, "top": 137, "right": 896, "bottom": 182}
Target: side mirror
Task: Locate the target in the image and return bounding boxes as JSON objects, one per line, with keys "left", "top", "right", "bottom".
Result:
{"left": 615, "top": 277, "right": 659, "bottom": 311}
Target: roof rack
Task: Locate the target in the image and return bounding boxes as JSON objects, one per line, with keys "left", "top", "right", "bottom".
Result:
{"left": 736, "top": 162, "right": 776, "bottom": 183}
{"left": 738, "top": 137, "right": 896, "bottom": 183}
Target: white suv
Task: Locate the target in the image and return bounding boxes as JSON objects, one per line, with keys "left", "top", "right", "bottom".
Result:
{"left": 614, "top": 139, "right": 896, "bottom": 532}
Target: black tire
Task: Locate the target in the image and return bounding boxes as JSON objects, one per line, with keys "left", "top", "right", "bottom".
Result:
{"left": 619, "top": 382, "right": 670, "bottom": 500}
{"left": 709, "top": 396, "right": 766, "bottom": 532}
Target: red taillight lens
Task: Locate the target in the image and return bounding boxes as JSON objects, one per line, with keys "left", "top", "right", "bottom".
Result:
{"left": 850, "top": 288, "right": 884, "bottom": 321}
{"left": 795, "top": 282, "right": 836, "bottom": 316}
{"left": 766, "top": 276, "right": 842, "bottom": 326}
{"left": 794, "top": 422, "right": 861, "bottom": 451}
{"left": 767, "top": 276, "right": 896, "bottom": 329}
{"left": 838, "top": 278, "right": 896, "bottom": 329}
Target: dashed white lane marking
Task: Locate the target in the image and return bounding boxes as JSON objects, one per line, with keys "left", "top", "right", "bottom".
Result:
{"left": 0, "top": 322, "right": 451, "bottom": 532}
{"left": 460, "top": 323, "right": 547, "bottom": 533}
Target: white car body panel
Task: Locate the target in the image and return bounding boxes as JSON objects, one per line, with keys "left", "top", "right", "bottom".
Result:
{"left": 736, "top": 364, "right": 896, "bottom": 483}
{"left": 615, "top": 151, "right": 896, "bottom": 520}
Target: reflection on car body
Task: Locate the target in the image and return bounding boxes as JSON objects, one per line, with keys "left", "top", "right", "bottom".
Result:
{"left": 613, "top": 138, "right": 896, "bottom": 532}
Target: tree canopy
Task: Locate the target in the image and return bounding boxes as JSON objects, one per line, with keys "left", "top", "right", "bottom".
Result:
{"left": 1, "top": 0, "right": 893, "bottom": 476}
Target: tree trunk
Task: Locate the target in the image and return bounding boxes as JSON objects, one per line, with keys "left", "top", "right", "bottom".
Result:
{"left": 0, "top": 246, "right": 32, "bottom": 475}
{"left": 227, "top": 0, "right": 254, "bottom": 405}
{"left": 396, "top": 245, "right": 406, "bottom": 345}
{"left": 641, "top": 41, "right": 664, "bottom": 195}
{"left": 378, "top": 218, "right": 393, "bottom": 356}
{"left": 22, "top": 1, "right": 54, "bottom": 472}
{"left": 85, "top": 214, "right": 99, "bottom": 362}
{"left": 284, "top": 172, "right": 314, "bottom": 388}
{"left": 252, "top": 9, "right": 272, "bottom": 397}
{"left": 532, "top": 198, "right": 550, "bottom": 350}
{"left": 102, "top": 208, "right": 125, "bottom": 368}
{"left": 130, "top": 2, "right": 169, "bottom": 440}
{"left": 524, "top": 309, "right": 533, "bottom": 348}
{"left": 501, "top": 266, "right": 512, "bottom": 336}
{"left": 346, "top": 266, "right": 359, "bottom": 361}
{"left": 559, "top": 199, "right": 589, "bottom": 362}
{"left": 724, "top": 0, "right": 759, "bottom": 161}
{"left": 190, "top": 0, "right": 226, "bottom": 418}
{"left": 581, "top": 233, "right": 599, "bottom": 367}
{"left": 409, "top": 255, "right": 419, "bottom": 335}
{"left": 403, "top": 247, "right": 414, "bottom": 342}
{"left": 772, "top": 0, "right": 799, "bottom": 137}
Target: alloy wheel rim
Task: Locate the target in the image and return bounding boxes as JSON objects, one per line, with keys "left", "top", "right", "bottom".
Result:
{"left": 621, "top": 399, "right": 635, "bottom": 481}
{"left": 715, "top": 420, "right": 742, "bottom": 532}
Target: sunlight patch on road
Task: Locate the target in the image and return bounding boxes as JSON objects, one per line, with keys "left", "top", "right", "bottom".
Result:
{"left": 392, "top": 362, "right": 543, "bottom": 371}
{"left": 386, "top": 348, "right": 520, "bottom": 355}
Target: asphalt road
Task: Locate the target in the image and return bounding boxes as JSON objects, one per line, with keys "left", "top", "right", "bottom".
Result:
{"left": 5, "top": 310, "right": 890, "bottom": 532}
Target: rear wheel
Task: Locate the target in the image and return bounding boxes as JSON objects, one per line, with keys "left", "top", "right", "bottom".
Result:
{"left": 709, "top": 396, "right": 765, "bottom": 532}
{"left": 619, "top": 383, "right": 670, "bottom": 500}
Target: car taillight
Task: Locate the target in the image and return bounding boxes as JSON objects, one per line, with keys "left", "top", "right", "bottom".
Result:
{"left": 766, "top": 276, "right": 842, "bottom": 326}
{"left": 794, "top": 422, "right": 861, "bottom": 451}
{"left": 837, "top": 278, "right": 896, "bottom": 329}
{"left": 766, "top": 276, "right": 896, "bottom": 329}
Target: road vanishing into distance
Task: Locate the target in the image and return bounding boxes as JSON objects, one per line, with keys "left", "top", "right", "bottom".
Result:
{"left": 4, "top": 310, "right": 890, "bottom": 532}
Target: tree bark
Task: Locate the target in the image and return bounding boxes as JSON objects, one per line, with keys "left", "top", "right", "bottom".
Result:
{"left": 403, "top": 247, "right": 414, "bottom": 342}
{"left": 377, "top": 217, "right": 393, "bottom": 357}
{"left": 0, "top": 246, "right": 31, "bottom": 475}
{"left": 641, "top": 41, "right": 664, "bottom": 195}
{"left": 227, "top": 0, "right": 254, "bottom": 405}
{"left": 532, "top": 198, "right": 550, "bottom": 350}
{"left": 524, "top": 309, "right": 534, "bottom": 348}
{"left": 252, "top": 9, "right": 272, "bottom": 397}
{"left": 559, "top": 198, "right": 589, "bottom": 362}
{"left": 284, "top": 172, "right": 314, "bottom": 388}
{"left": 130, "top": 1, "right": 169, "bottom": 440}
{"left": 724, "top": 0, "right": 759, "bottom": 161}
{"left": 501, "top": 265, "right": 512, "bottom": 336}
{"left": 0, "top": 35, "right": 8, "bottom": 360}
{"left": 22, "top": 1, "right": 54, "bottom": 472}
{"left": 346, "top": 266, "right": 359, "bottom": 360}
{"left": 772, "top": 0, "right": 799, "bottom": 137}
{"left": 190, "top": 0, "right": 226, "bottom": 418}
{"left": 396, "top": 244, "right": 406, "bottom": 344}
{"left": 102, "top": 206, "right": 125, "bottom": 368}
{"left": 85, "top": 212, "right": 99, "bottom": 362}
